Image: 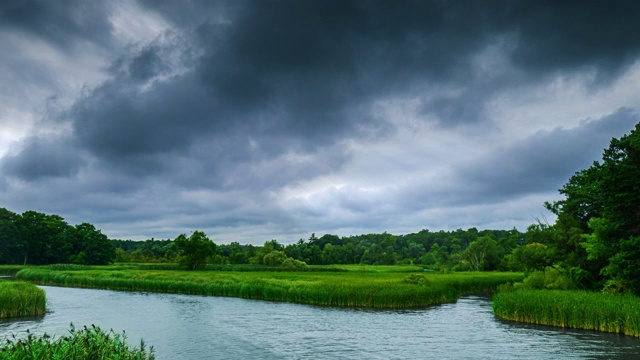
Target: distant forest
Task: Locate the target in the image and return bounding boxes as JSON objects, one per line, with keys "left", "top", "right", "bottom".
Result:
{"left": 1, "top": 122, "right": 639, "bottom": 294}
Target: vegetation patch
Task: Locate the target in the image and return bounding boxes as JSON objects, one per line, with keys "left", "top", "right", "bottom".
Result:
{"left": 0, "top": 266, "right": 25, "bottom": 277}
{"left": 493, "top": 289, "right": 640, "bottom": 337}
{"left": 17, "top": 267, "right": 522, "bottom": 309}
{"left": 0, "top": 324, "right": 154, "bottom": 360}
{"left": 0, "top": 280, "right": 46, "bottom": 319}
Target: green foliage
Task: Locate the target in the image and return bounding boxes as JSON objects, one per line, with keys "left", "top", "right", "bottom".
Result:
{"left": 465, "top": 236, "right": 499, "bottom": 271}
{"left": 545, "top": 122, "right": 640, "bottom": 293}
{"left": 0, "top": 208, "right": 115, "bottom": 266}
{"left": 16, "top": 267, "right": 523, "bottom": 309}
{"left": 507, "top": 243, "right": 552, "bottom": 272}
{"left": 493, "top": 289, "right": 640, "bottom": 337}
{"left": 0, "top": 280, "right": 46, "bottom": 319}
{"left": 172, "top": 231, "right": 216, "bottom": 270}
{"left": 262, "top": 250, "right": 288, "bottom": 266}
{"left": 0, "top": 324, "right": 154, "bottom": 359}
{"left": 518, "top": 267, "right": 575, "bottom": 291}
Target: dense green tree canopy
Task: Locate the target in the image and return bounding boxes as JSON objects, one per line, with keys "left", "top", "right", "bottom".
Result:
{"left": 547, "top": 122, "right": 640, "bottom": 293}
{"left": 173, "top": 231, "right": 217, "bottom": 270}
{"left": 0, "top": 208, "right": 115, "bottom": 265}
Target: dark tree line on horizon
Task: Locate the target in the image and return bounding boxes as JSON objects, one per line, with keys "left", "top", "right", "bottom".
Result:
{"left": 0, "top": 208, "right": 115, "bottom": 265}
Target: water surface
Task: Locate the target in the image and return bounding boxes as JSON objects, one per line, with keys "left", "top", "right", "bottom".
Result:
{"left": 1, "top": 286, "right": 639, "bottom": 359}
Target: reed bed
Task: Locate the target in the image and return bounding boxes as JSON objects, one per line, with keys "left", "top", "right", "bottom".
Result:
{"left": 493, "top": 289, "right": 640, "bottom": 337}
{"left": 17, "top": 268, "right": 522, "bottom": 308}
{"left": 0, "top": 281, "right": 46, "bottom": 319}
{"left": 0, "top": 324, "right": 154, "bottom": 360}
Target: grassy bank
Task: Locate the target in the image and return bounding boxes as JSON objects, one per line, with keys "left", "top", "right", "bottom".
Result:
{"left": 0, "top": 265, "right": 26, "bottom": 276}
{"left": 0, "top": 280, "right": 46, "bottom": 319}
{"left": 0, "top": 324, "right": 154, "bottom": 360}
{"left": 17, "top": 267, "right": 522, "bottom": 308}
{"left": 493, "top": 289, "right": 640, "bottom": 337}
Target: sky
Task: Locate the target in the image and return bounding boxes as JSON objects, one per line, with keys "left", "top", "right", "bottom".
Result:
{"left": 1, "top": 0, "right": 640, "bottom": 244}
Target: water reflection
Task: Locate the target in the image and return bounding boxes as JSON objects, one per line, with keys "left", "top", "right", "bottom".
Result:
{"left": 1, "top": 287, "right": 639, "bottom": 359}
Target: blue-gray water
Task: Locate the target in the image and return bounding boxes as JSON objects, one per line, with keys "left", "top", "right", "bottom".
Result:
{"left": 1, "top": 286, "right": 640, "bottom": 359}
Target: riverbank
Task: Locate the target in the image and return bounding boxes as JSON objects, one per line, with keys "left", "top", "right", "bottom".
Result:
{"left": 16, "top": 267, "right": 523, "bottom": 308}
{"left": 492, "top": 289, "right": 640, "bottom": 337}
{"left": 0, "top": 324, "right": 155, "bottom": 360}
{"left": 0, "top": 280, "right": 46, "bottom": 319}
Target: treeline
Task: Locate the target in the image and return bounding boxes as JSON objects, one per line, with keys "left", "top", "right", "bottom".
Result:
{"left": 112, "top": 228, "right": 524, "bottom": 271}
{"left": 0, "top": 208, "right": 115, "bottom": 265}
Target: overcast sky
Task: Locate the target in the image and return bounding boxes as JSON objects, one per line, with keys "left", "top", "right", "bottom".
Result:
{"left": 1, "top": 0, "right": 640, "bottom": 244}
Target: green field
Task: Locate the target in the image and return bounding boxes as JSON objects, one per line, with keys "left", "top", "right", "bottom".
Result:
{"left": 0, "top": 280, "right": 46, "bottom": 319}
{"left": 493, "top": 289, "right": 640, "bottom": 337}
{"left": 16, "top": 266, "right": 522, "bottom": 308}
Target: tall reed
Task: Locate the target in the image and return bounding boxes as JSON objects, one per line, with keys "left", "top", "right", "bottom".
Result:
{"left": 17, "top": 268, "right": 522, "bottom": 309}
{"left": 493, "top": 289, "right": 640, "bottom": 337}
{"left": 0, "top": 280, "right": 46, "bottom": 319}
{"left": 0, "top": 324, "right": 154, "bottom": 360}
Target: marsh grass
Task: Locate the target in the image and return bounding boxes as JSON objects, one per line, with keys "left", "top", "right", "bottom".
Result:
{"left": 0, "top": 324, "right": 154, "bottom": 360}
{"left": 0, "top": 281, "right": 46, "bottom": 319}
{"left": 17, "top": 267, "right": 522, "bottom": 308}
{"left": 0, "top": 266, "right": 25, "bottom": 277}
{"left": 493, "top": 289, "right": 640, "bottom": 337}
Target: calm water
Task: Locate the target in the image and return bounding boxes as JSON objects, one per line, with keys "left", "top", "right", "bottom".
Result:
{"left": 1, "top": 286, "right": 640, "bottom": 359}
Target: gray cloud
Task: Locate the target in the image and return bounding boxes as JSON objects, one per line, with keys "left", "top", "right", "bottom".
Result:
{"left": 1, "top": 0, "right": 640, "bottom": 242}
{"left": 1, "top": 139, "right": 83, "bottom": 181}
{"left": 0, "top": 0, "right": 115, "bottom": 50}
{"left": 435, "top": 108, "right": 639, "bottom": 207}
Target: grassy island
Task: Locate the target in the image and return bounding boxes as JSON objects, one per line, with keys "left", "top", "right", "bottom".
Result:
{"left": 16, "top": 266, "right": 522, "bottom": 308}
{"left": 0, "top": 280, "right": 46, "bottom": 319}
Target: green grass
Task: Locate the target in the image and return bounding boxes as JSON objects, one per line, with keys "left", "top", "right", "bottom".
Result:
{"left": 16, "top": 267, "right": 522, "bottom": 308}
{"left": 0, "top": 324, "right": 154, "bottom": 360}
{"left": 311, "top": 264, "right": 425, "bottom": 273}
{"left": 0, "top": 280, "right": 46, "bottom": 319}
{"left": 493, "top": 289, "right": 640, "bottom": 337}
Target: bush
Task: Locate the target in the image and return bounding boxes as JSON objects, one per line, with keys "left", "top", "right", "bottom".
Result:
{"left": 520, "top": 266, "right": 575, "bottom": 290}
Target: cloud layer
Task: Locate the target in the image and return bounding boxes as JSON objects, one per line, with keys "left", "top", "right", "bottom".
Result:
{"left": 1, "top": 0, "right": 640, "bottom": 243}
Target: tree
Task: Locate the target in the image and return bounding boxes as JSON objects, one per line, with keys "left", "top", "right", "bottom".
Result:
{"left": 173, "top": 231, "right": 216, "bottom": 270}
{"left": 0, "top": 208, "right": 19, "bottom": 264}
{"left": 507, "top": 243, "right": 552, "bottom": 272}
{"left": 466, "top": 236, "right": 499, "bottom": 271}
{"left": 547, "top": 122, "right": 640, "bottom": 293}
{"left": 72, "top": 223, "right": 116, "bottom": 265}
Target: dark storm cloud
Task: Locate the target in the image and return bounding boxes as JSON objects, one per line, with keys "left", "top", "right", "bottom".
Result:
{"left": 507, "top": 0, "right": 640, "bottom": 83}
{"left": 1, "top": 137, "right": 85, "bottom": 180}
{"left": 139, "top": 0, "right": 640, "bottom": 126}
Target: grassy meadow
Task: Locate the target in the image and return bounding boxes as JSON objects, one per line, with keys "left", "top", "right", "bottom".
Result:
{"left": 0, "top": 324, "right": 154, "bottom": 360}
{"left": 0, "top": 280, "right": 46, "bottom": 319}
{"left": 493, "top": 289, "right": 640, "bottom": 337}
{"left": 16, "top": 266, "right": 523, "bottom": 308}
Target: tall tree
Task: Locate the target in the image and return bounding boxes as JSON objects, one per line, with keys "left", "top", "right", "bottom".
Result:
{"left": 173, "top": 231, "right": 216, "bottom": 270}
{"left": 547, "top": 122, "right": 640, "bottom": 293}
{"left": 72, "top": 223, "right": 116, "bottom": 265}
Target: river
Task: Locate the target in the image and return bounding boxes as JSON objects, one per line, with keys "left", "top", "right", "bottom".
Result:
{"left": 1, "top": 286, "right": 639, "bottom": 359}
